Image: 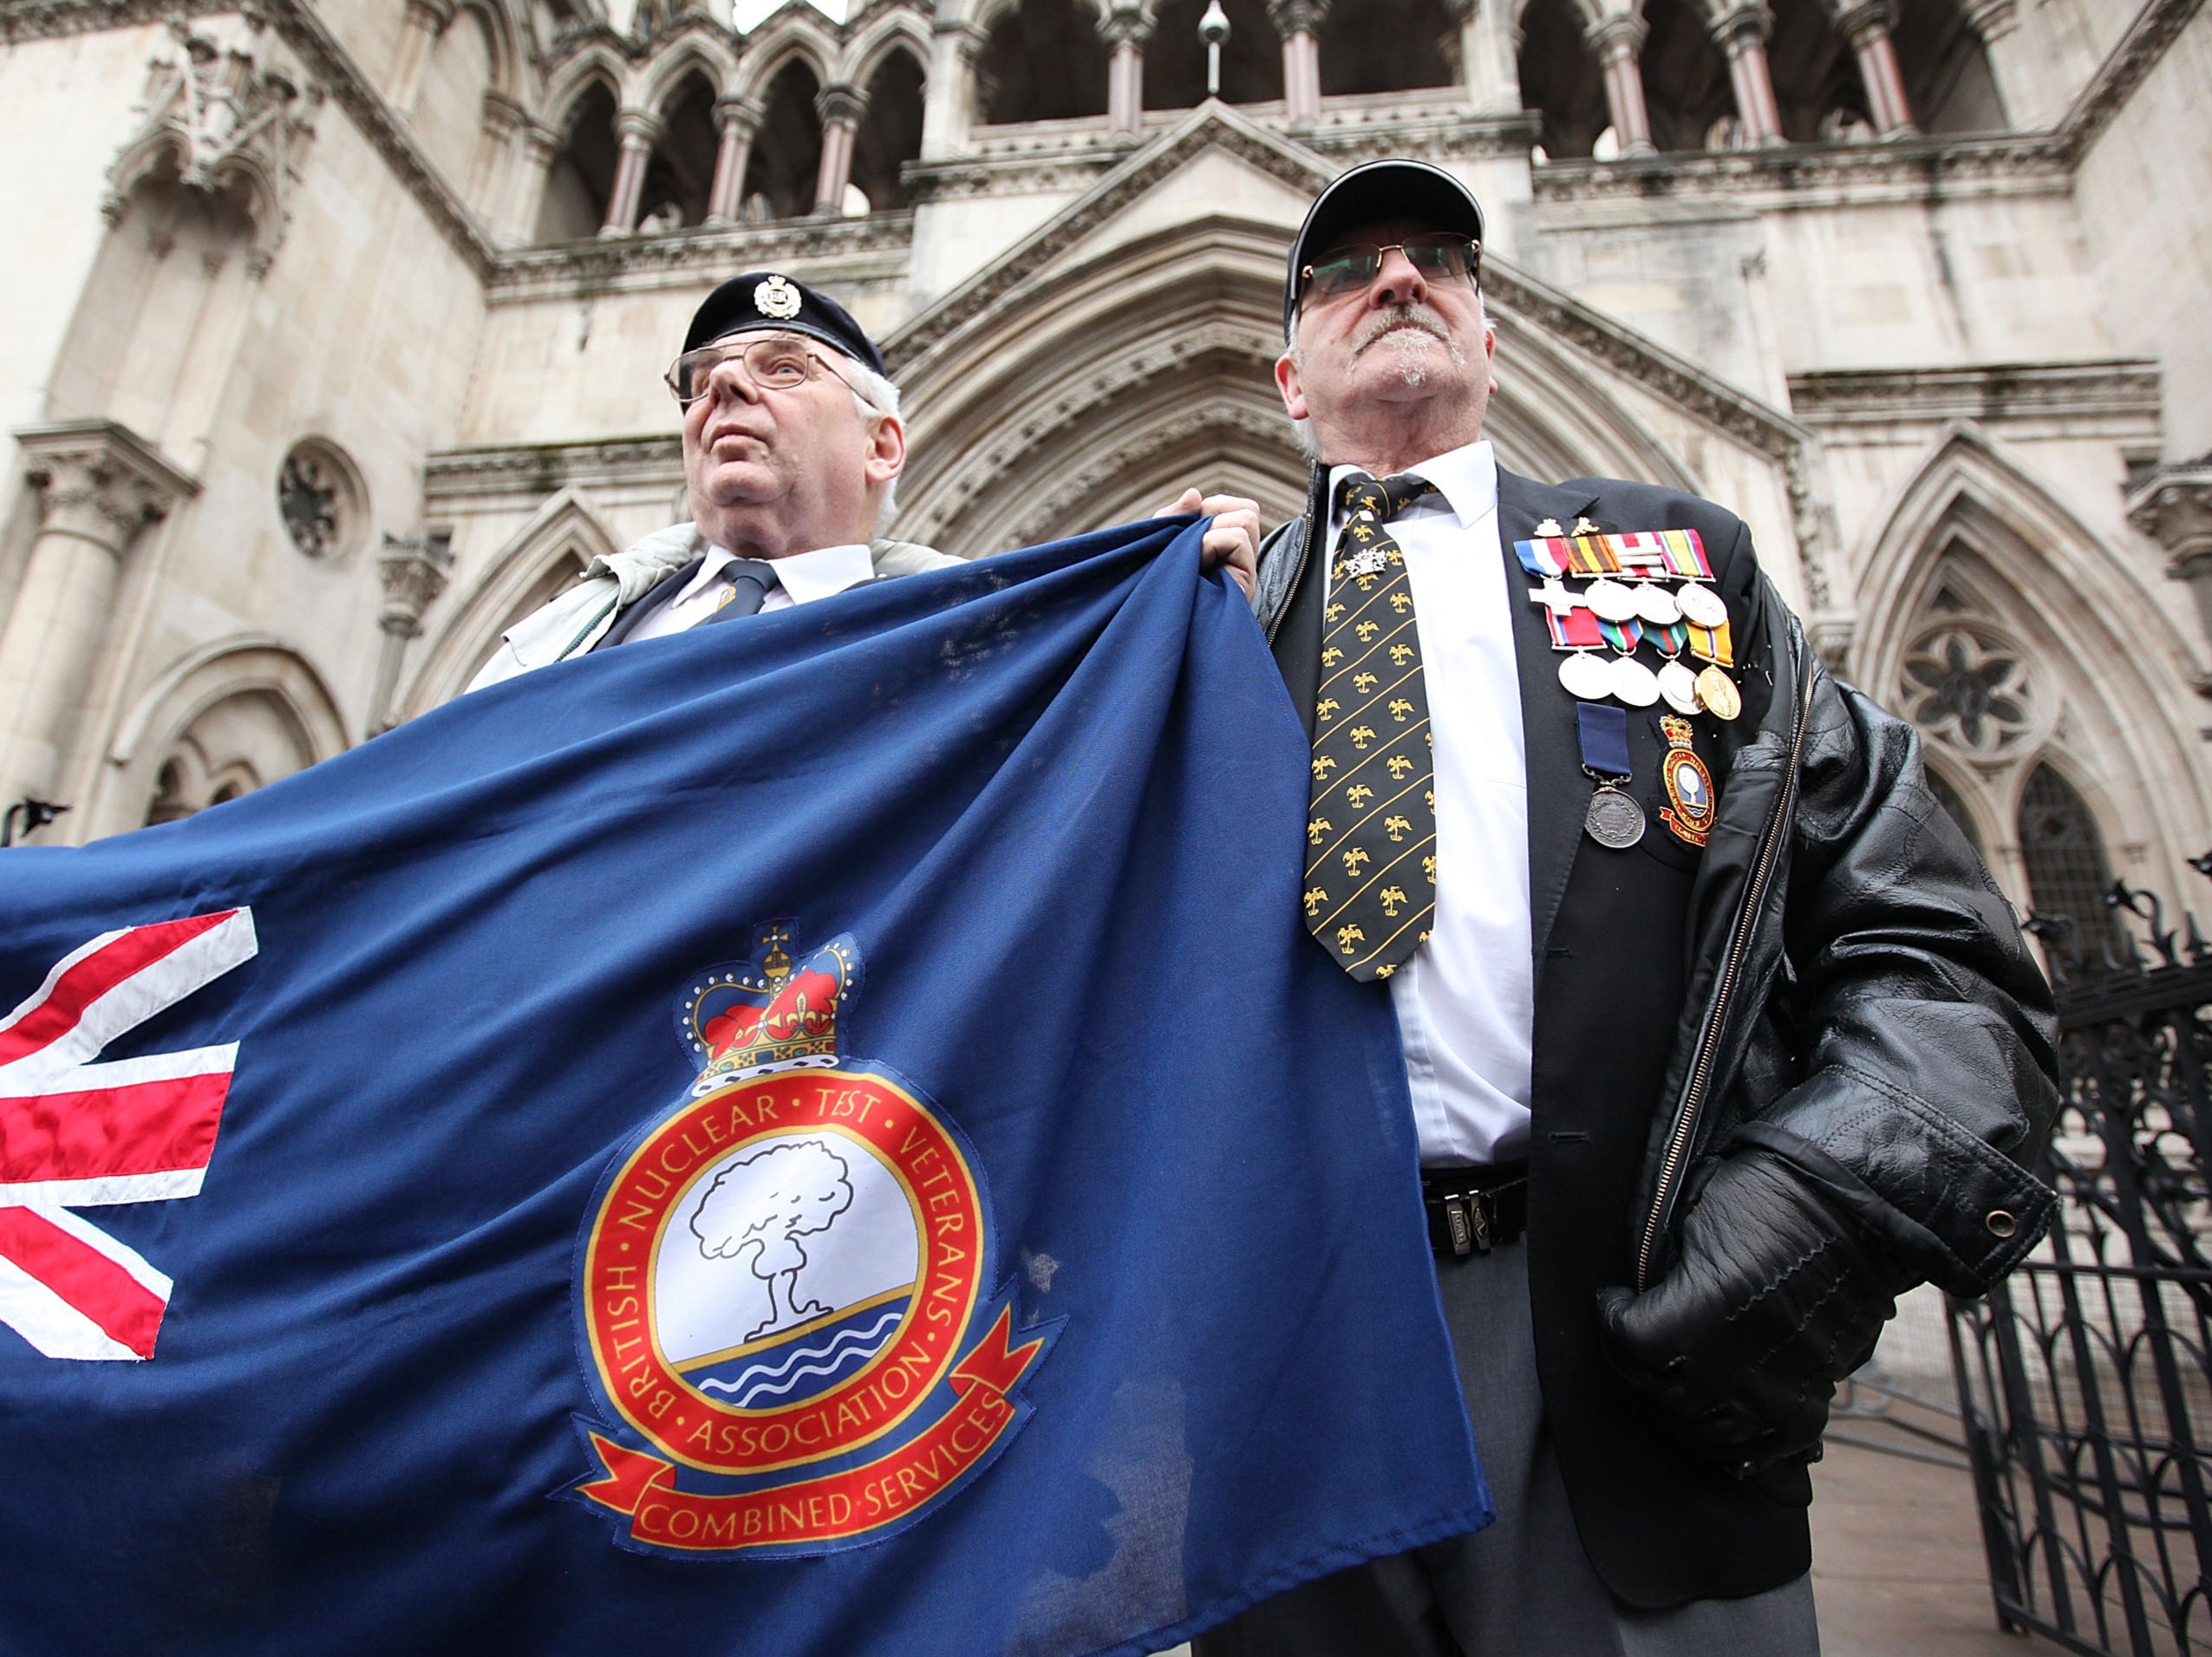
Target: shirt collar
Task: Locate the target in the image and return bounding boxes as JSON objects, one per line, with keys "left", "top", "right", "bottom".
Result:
{"left": 700, "top": 541, "right": 875, "bottom": 605}
{"left": 1326, "top": 439, "right": 1498, "bottom": 532}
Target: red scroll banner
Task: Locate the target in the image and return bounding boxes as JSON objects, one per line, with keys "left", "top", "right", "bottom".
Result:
{"left": 572, "top": 1064, "right": 1054, "bottom": 1555}
{"left": 576, "top": 1304, "right": 1043, "bottom": 1552}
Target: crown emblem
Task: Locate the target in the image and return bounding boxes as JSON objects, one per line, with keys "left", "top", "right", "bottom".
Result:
{"left": 682, "top": 923, "right": 859, "bottom": 1097}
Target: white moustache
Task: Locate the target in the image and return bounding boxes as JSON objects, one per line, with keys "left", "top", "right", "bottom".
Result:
{"left": 1352, "top": 306, "right": 1466, "bottom": 364}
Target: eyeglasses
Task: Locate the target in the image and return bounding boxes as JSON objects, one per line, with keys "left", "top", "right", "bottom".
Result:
{"left": 1300, "top": 234, "right": 1482, "bottom": 302}
{"left": 665, "top": 335, "right": 855, "bottom": 407}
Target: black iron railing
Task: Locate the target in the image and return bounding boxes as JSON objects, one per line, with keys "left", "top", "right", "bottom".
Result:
{"left": 1949, "top": 870, "right": 2212, "bottom": 1655}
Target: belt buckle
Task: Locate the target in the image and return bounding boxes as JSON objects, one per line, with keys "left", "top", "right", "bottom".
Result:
{"left": 1442, "top": 1193, "right": 1493, "bottom": 1257}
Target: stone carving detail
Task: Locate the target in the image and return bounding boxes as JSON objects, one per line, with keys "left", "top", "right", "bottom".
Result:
{"left": 1902, "top": 623, "right": 2040, "bottom": 760}
{"left": 277, "top": 439, "right": 362, "bottom": 560}
{"left": 101, "top": 16, "right": 323, "bottom": 277}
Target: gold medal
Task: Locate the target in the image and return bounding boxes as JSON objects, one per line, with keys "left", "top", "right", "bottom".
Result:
{"left": 1695, "top": 665, "right": 1741, "bottom": 721}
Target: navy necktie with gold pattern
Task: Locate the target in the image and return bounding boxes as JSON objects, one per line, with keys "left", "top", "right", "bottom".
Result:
{"left": 1304, "top": 472, "right": 1438, "bottom": 982}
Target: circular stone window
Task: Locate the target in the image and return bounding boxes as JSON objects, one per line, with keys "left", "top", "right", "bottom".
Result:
{"left": 277, "top": 438, "right": 367, "bottom": 560}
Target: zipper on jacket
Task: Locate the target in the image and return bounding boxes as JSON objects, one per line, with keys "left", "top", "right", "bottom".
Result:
{"left": 1263, "top": 521, "right": 1313, "bottom": 645}
{"left": 1634, "top": 642, "right": 1816, "bottom": 1291}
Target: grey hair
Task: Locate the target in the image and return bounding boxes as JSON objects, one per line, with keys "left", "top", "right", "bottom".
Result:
{"left": 838, "top": 356, "right": 904, "bottom": 526}
{"left": 1283, "top": 292, "right": 1496, "bottom": 462}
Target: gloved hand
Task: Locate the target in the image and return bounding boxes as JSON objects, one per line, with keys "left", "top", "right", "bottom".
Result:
{"left": 1595, "top": 1148, "right": 1909, "bottom": 1479}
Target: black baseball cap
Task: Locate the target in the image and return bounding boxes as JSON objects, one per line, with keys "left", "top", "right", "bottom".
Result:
{"left": 682, "top": 272, "right": 887, "bottom": 378}
{"left": 1282, "top": 160, "right": 1487, "bottom": 341}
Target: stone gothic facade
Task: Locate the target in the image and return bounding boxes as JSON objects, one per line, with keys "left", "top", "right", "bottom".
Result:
{"left": 2, "top": 0, "right": 2209, "bottom": 948}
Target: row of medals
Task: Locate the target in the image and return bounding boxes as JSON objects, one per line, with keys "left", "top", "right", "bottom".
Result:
{"left": 1542, "top": 575, "right": 1739, "bottom": 720}
{"left": 1526, "top": 544, "right": 1741, "bottom": 723}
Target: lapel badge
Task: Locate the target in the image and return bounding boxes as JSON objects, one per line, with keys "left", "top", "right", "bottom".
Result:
{"left": 1534, "top": 517, "right": 1564, "bottom": 538}
{"left": 1658, "top": 715, "right": 1716, "bottom": 848}
{"left": 1572, "top": 515, "right": 1601, "bottom": 537}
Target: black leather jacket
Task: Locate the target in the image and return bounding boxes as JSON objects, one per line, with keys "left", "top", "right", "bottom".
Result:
{"left": 1254, "top": 474, "right": 2061, "bottom": 1307}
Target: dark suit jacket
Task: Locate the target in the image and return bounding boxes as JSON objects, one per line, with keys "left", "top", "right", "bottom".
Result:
{"left": 1267, "top": 463, "right": 1812, "bottom": 1607}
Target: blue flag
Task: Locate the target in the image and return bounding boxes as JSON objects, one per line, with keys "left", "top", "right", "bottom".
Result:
{"left": 0, "top": 519, "right": 1488, "bottom": 1656}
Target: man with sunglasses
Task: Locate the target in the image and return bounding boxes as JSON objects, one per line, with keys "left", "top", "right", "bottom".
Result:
{"left": 1199, "top": 160, "right": 2056, "bottom": 1654}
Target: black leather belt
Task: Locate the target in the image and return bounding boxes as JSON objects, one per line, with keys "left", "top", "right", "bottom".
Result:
{"left": 1422, "top": 1161, "right": 1529, "bottom": 1256}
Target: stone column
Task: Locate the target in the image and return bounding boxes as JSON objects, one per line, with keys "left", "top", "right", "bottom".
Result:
{"left": 706, "top": 96, "right": 764, "bottom": 225}
{"left": 600, "top": 108, "right": 662, "bottom": 236}
{"left": 1447, "top": 0, "right": 1520, "bottom": 114}
{"left": 2129, "top": 462, "right": 2212, "bottom": 665}
{"left": 812, "top": 83, "right": 865, "bottom": 214}
{"left": 0, "top": 421, "right": 198, "bottom": 813}
{"left": 386, "top": 0, "right": 456, "bottom": 111}
{"left": 922, "top": 19, "right": 988, "bottom": 157}
{"left": 368, "top": 532, "right": 453, "bottom": 736}
{"left": 471, "top": 91, "right": 526, "bottom": 219}
{"left": 504, "top": 120, "right": 562, "bottom": 243}
{"left": 1957, "top": 0, "right": 2026, "bottom": 124}
{"left": 1101, "top": 5, "right": 1155, "bottom": 137}
{"left": 1712, "top": 4, "right": 1783, "bottom": 146}
{"left": 1269, "top": 0, "right": 1327, "bottom": 127}
{"left": 1835, "top": 0, "right": 1915, "bottom": 136}
{"left": 1586, "top": 12, "right": 1654, "bottom": 157}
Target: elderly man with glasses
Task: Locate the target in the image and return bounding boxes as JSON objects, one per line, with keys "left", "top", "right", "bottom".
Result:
{"left": 1194, "top": 159, "right": 2059, "bottom": 1656}
{"left": 467, "top": 275, "right": 956, "bottom": 688}
{"left": 472, "top": 272, "right": 1259, "bottom": 689}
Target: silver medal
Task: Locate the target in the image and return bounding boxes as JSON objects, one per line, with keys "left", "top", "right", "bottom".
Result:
{"left": 1584, "top": 785, "right": 1647, "bottom": 849}
{"left": 1558, "top": 651, "right": 1614, "bottom": 700}
{"left": 1657, "top": 656, "right": 1702, "bottom": 715}
{"left": 1676, "top": 583, "right": 1728, "bottom": 628}
{"left": 1610, "top": 653, "right": 1661, "bottom": 707}
{"left": 1585, "top": 577, "right": 1639, "bottom": 623}
{"left": 1632, "top": 582, "right": 1681, "bottom": 627}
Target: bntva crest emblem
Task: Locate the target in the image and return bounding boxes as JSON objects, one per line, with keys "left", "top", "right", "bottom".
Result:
{"left": 571, "top": 923, "right": 1056, "bottom": 1556}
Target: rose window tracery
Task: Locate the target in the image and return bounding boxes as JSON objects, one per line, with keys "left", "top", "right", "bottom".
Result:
{"left": 276, "top": 438, "right": 363, "bottom": 560}
{"left": 1902, "top": 624, "right": 2039, "bottom": 760}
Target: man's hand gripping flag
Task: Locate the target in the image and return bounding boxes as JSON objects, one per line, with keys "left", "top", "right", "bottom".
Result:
{"left": 0, "top": 909, "right": 256, "bottom": 1360}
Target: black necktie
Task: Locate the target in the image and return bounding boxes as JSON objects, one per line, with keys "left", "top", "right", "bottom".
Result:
{"left": 700, "top": 558, "right": 779, "bottom": 624}
{"left": 1304, "top": 472, "right": 1438, "bottom": 982}
{"left": 597, "top": 556, "right": 780, "bottom": 651}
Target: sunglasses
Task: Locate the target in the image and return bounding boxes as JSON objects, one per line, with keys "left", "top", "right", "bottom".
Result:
{"left": 1301, "top": 234, "right": 1482, "bottom": 302}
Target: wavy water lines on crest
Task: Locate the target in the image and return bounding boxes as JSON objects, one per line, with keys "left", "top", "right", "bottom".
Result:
{"left": 697, "top": 1308, "right": 904, "bottom": 1406}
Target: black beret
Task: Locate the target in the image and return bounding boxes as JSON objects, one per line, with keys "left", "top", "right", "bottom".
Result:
{"left": 1283, "top": 160, "right": 1486, "bottom": 342}
{"left": 682, "top": 272, "right": 887, "bottom": 378}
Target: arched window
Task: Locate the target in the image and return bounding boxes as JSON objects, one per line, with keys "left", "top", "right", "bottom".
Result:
{"left": 976, "top": 0, "right": 1110, "bottom": 124}
{"left": 140, "top": 690, "right": 319, "bottom": 826}
{"left": 1765, "top": 0, "right": 1872, "bottom": 143}
{"left": 1518, "top": 0, "right": 1609, "bottom": 160}
{"left": 1641, "top": 0, "right": 1737, "bottom": 152}
{"left": 1891, "top": 0, "right": 2006, "bottom": 133}
{"left": 851, "top": 51, "right": 926, "bottom": 213}
{"left": 1143, "top": 0, "right": 1282, "bottom": 108}
{"left": 2018, "top": 763, "right": 2124, "bottom": 966}
{"left": 638, "top": 70, "right": 721, "bottom": 232}
{"left": 741, "top": 60, "right": 825, "bottom": 220}
{"left": 535, "top": 82, "right": 617, "bottom": 241}
{"left": 1317, "top": 0, "right": 1459, "bottom": 95}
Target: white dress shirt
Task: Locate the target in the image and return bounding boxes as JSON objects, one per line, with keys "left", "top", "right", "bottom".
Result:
{"left": 624, "top": 541, "right": 876, "bottom": 643}
{"left": 1324, "top": 441, "right": 1533, "bottom": 1166}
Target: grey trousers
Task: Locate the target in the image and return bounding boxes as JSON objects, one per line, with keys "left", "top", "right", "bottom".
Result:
{"left": 1194, "top": 1240, "right": 1819, "bottom": 1657}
